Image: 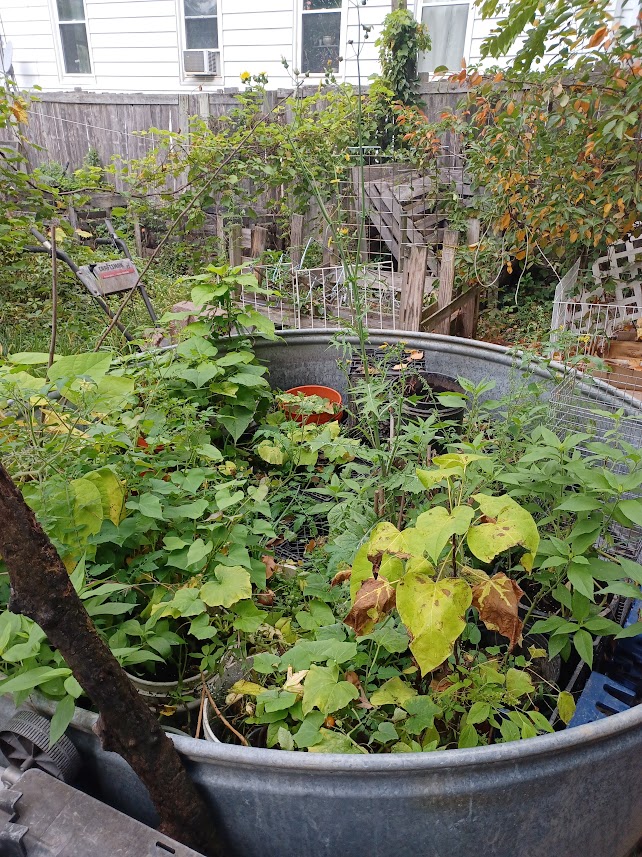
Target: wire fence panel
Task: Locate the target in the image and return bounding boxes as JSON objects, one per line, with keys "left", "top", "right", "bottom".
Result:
{"left": 238, "top": 261, "right": 401, "bottom": 331}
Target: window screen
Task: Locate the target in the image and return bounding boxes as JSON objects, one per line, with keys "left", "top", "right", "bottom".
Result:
{"left": 184, "top": 0, "right": 219, "bottom": 50}
{"left": 302, "top": 0, "right": 342, "bottom": 74}
{"left": 56, "top": 0, "right": 90, "bottom": 74}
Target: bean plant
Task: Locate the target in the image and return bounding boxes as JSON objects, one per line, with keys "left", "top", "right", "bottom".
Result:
{"left": 0, "top": 275, "right": 641, "bottom": 749}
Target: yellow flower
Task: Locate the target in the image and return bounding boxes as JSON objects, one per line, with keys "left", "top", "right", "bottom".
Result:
{"left": 240, "top": 71, "right": 251, "bottom": 82}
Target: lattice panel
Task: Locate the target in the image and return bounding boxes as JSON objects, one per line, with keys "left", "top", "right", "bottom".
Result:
{"left": 557, "top": 237, "right": 642, "bottom": 338}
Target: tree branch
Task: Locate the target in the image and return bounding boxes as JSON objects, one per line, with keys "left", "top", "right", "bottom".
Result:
{"left": 0, "top": 461, "right": 227, "bottom": 857}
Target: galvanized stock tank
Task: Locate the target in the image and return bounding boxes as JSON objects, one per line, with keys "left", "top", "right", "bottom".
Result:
{"left": 1, "top": 332, "right": 640, "bottom": 857}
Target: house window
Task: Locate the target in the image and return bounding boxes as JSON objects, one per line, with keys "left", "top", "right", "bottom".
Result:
{"left": 301, "top": 0, "right": 342, "bottom": 75}
{"left": 184, "top": 0, "right": 219, "bottom": 50}
{"left": 418, "top": 1, "right": 470, "bottom": 73}
{"left": 56, "top": 0, "right": 91, "bottom": 74}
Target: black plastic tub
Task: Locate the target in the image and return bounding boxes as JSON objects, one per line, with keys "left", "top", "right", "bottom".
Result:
{"left": 401, "top": 371, "right": 465, "bottom": 423}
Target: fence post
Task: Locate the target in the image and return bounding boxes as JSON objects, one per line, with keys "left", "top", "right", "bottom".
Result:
{"left": 251, "top": 226, "right": 269, "bottom": 283}
{"left": 229, "top": 224, "right": 243, "bottom": 267}
{"left": 132, "top": 213, "right": 144, "bottom": 257}
{"left": 251, "top": 226, "right": 268, "bottom": 258}
{"left": 290, "top": 214, "right": 305, "bottom": 266}
{"left": 466, "top": 218, "right": 480, "bottom": 247}
{"left": 400, "top": 245, "right": 429, "bottom": 332}
{"left": 435, "top": 228, "right": 459, "bottom": 335}
{"left": 399, "top": 214, "right": 409, "bottom": 275}
{"left": 216, "top": 214, "right": 225, "bottom": 245}
{"left": 460, "top": 288, "right": 480, "bottom": 339}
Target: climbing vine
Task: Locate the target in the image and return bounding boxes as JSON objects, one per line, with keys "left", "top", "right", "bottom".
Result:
{"left": 376, "top": 8, "right": 431, "bottom": 106}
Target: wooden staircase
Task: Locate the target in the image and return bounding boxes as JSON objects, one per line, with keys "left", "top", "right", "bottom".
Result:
{"left": 353, "top": 163, "right": 473, "bottom": 276}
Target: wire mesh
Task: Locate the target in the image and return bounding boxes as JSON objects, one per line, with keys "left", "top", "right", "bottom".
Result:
{"left": 234, "top": 148, "right": 472, "bottom": 331}
{"left": 238, "top": 261, "right": 401, "bottom": 330}
{"left": 549, "top": 296, "right": 642, "bottom": 561}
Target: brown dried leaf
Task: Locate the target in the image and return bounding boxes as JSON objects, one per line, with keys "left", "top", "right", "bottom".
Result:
{"left": 257, "top": 589, "right": 275, "bottom": 606}
{"left": 344, "top": 575, "right": 396, "bottom": 636}
{"left": 305, "top": 538, "right": 317, "bottom": 554}
{"left": 345, "top": 671, "right": 374, "bottom": 710}
{"left": 261, "top": 554, "right": 277, "bottom": 580}
{"left": 472, "top": 572, "right": 524, "bottom": 651}
{"left": 406, "top": 349, "right": 424, "bottom": 360}
{"left": 331, "top": 569, "right": 352, "bottom": 587}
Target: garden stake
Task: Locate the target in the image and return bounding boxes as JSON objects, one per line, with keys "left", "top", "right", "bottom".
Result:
{"left": 48, "top": 219, "right": 58, "bottom": 369}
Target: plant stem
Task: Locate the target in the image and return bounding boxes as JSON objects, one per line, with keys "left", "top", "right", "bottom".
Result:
{"left": 48, "top": 220, "right": 58, "bottom": 369}
{"left": 201, "top": 672, "right": 249, "bottom": 746}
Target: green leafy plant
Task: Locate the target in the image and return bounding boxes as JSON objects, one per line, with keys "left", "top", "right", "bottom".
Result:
{"left": 276, "top": 392, "right": 339, "bottom": 418}
{"left": 376, "top": 9, "right": 431, "bottom": 107}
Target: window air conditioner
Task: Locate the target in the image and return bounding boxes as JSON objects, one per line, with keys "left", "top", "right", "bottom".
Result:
{"left": 183, "top": 49, "right": 220, "bottom": 76}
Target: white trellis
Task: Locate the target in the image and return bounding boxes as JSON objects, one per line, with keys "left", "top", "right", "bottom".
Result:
{"left": 552, "top": 236, "right": 642, "bottom": 340}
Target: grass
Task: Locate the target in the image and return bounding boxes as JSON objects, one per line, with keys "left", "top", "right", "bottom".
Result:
{"left": 0, "top": 242, "right": 193, "bottom": 357}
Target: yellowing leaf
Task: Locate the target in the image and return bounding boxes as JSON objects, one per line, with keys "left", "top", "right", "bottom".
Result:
{"left": 230, "top": 680, "right": 264, "bottom": 697}
{"left": 558, "top": 691, "right": 576, "bottom": 725}
{"left": 396, "top": 574, "right": 472, "bottom": 675}
{"left": 366, "top": 522, "right": 427, "bottom": 566}
{"left": 506, "top": 101, "right": 515, "bottom": 116}
{"left": 505, "top": 668, "right": 533, "bottom": 698}
{"left": 467, "top": 494, "right": 539, "bottom": 570}
{"left": 349, "top": 545, "right": 403, "bottom": 603}
{"left": 301, "top": 663, "right": 359, "bottom": 716}
{"left": 307, "top": 728, "right": 366, "bottom": 754}
{"left": 257, "top": 441, "right": 286, "bottom": 465}
{"left": 83, "top": 467, "right": 125, "bottom": 526}
{"left": 68, "top": 477, "right": 104, "bottom": 540}
{"left": 415, "top": 505, "right": 474, "bottom": 563}
{"left": 200, "top": 565, "right": 252, "bottom": 608}
{"left": 416, "top": 466, "right": 460, "bottom": 490}
{"left": 370, "top": 676, "right": 416, "bottom": 707}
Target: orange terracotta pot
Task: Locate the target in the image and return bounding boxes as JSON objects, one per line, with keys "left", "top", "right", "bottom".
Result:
{"left": 279, "top": 385, "right": 343, "bottom": 425}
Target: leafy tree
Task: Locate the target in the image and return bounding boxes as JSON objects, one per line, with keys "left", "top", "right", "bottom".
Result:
{"left": 0, "top": 86, "right": 54, "bottom": 248}
{"left": 447, "top": 0, "right": 642, "bottom": 282}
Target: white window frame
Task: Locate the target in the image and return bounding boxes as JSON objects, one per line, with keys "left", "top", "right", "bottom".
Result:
{"left": 178, "top": 0, "right": 223, "bottom": 83}
{"left": 49, "top": 0, "right": 95, "bottom": 84}
{"left": 296, "top": 0, "right": 346, "bottom": 79}
{"left": 414, "top": 0, "right": 475, "bottom": 74}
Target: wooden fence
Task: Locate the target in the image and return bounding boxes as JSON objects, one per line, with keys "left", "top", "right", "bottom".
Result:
{"left": 14, "top": 79, "right": 468, "bottom": 189}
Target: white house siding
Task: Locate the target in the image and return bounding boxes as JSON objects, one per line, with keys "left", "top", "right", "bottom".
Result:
{"left": 221, "top": 2, "right": 293, "bottom": 88}
{"left": 87, "top": 0, "right": 181, "bottom": 92}
{"left": 0, "top": 0, "right": 59, "bottom": 89}
{"left": 0, "top": 0, "right": 638, "bottom": 94}
{"left": 343, "top": 0, "right": 389, "bottom": 85}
